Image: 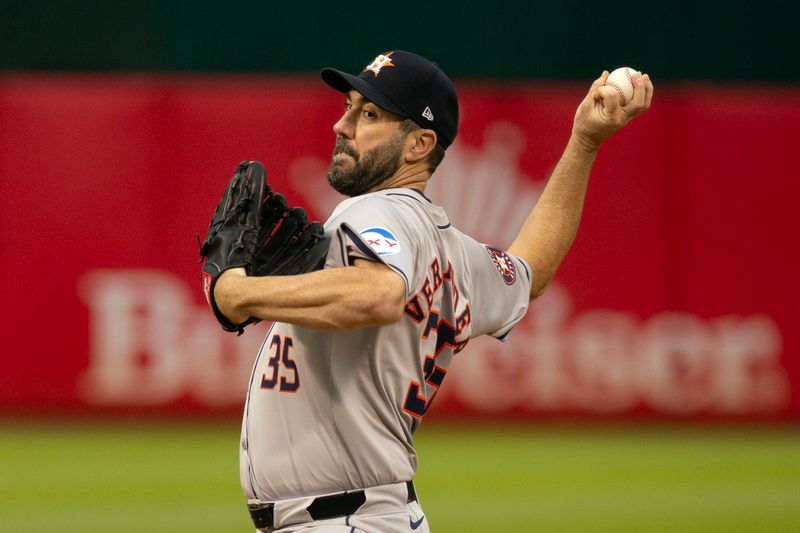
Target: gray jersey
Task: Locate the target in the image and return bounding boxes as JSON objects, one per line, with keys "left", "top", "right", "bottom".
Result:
{"left": 240, "top": 187, "right": 531, "bottom": 502}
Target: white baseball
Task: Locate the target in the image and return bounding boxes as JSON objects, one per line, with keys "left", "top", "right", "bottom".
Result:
{"left": 606, "top": 67, "right": 638, "bottom": 106}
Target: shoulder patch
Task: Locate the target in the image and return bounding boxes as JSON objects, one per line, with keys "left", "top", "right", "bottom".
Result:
{"left": 360, "top": 227, "right": 402, "bottom": 256}
{"left": 485, "top": 246, "right": 517, "bottom": 285}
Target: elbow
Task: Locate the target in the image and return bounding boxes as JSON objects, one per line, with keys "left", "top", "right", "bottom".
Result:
{"left": 366, "top": 284, "right": 406, "bottom": 326}
{"left": 361, "top": 268, "right": 407, "bottom": 327}
{"left": 531, "top": 285, "right": 546, "bottom": 300}
{"left": 530, "top": 278, "right": 551, "bottom": 301}
{"left": 323, "top": 265, "right": 407, "bottom": 331}
{"left": 319, "top": 284, "right": 405, "bottom": 332}
{"left": 320, "top": 287, "right": 404, "bottom": 333}
{"left": 528, "top": 261, "right": 559, "bottom": 301}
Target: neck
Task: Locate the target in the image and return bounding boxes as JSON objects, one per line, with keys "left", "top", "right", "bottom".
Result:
{"left": 370, "top": 161, "right": 430, "bottom": 193}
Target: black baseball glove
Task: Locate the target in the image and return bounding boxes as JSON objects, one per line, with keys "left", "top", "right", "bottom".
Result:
{"left": 199, "top": 160, "right": 330, "bottom": 334}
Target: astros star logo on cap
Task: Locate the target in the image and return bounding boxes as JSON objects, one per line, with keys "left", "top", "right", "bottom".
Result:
{"left": 364, "top": 52, "right": 396, "bottom": 77}
{"left": 321, "top": 49, "right": 459, "bottom": 148}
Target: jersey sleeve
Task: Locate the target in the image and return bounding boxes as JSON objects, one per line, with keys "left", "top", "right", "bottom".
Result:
{"left": 325, "top": 196, "right": 417, "bottom": 297}
{"left": 466, "top": 240, "right": 532, "bottom": 340}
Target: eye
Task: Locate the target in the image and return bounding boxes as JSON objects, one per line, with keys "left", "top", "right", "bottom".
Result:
{"left": 362, "top": 109, "right": 377, "bottom": 119}
{"left": 343, "top": 100, "right": 352, "bottom": 111}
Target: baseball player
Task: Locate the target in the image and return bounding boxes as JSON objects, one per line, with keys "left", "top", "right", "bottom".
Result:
{"left": 212, "top": 50, "right": 653, "bottom": 532}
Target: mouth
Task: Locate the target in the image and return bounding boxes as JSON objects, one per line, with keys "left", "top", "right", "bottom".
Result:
{"left": 332, "top": 152, "right": 355, "bottom": 165}
{"left": 333, "top": 137, "right": 359, "bottom": 162}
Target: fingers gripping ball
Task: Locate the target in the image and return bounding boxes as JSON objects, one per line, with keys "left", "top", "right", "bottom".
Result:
{"left": 606, "top": 67, "right": 639, "bottom": 106}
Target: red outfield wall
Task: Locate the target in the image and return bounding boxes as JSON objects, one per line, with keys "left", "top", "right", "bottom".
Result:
{"left": 1, "top": 74, "right": 798, "bottom": 420}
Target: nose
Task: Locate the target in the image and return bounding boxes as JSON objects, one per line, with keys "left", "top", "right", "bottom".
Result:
{"left": 333, "top": 112, "right": 354, "bottom": 139}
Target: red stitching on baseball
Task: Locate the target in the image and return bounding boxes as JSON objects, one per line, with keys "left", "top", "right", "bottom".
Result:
{"left": 608, "top": 68, "right": 633, "bottom": 105}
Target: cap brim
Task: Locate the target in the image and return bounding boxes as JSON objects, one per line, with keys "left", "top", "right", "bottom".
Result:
{"left": 320, "top": 67, "right": 408, "bottom": 118}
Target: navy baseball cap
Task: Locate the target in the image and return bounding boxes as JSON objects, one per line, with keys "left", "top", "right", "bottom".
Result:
{"left": 321, "top": 50, "right": 459, "bottom": 149}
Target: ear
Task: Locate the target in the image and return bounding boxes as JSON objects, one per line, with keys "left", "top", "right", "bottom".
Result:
{"left": 404, "top": 129, "right": 437, "bottom": 164}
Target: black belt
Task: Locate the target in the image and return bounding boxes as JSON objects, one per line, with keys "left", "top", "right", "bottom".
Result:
{"left": 248, "top": 480, "right": 418, "bottom": 530}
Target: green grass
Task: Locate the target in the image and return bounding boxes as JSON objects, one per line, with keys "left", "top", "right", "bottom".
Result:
{"left": 1, "top": 421, "right": 798, "bottom": 532}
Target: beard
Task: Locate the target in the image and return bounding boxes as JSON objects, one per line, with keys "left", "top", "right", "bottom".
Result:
{"left": 327, "top": 133, "right": 405, "bottom": 197}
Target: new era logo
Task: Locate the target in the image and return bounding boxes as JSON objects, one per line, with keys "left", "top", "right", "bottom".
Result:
{"left": 422, "top": 106, "right": 434, "bottom": 121}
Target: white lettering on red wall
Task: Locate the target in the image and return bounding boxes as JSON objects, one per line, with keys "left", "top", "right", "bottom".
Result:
{"left": 447, "top": 284, "right": 789, "bottom": 414}
{"left": 78, "top": 270, "right": 265, "bottom": 406}
{"left": 79, "top": 271, "right": 788, "bottom": 414}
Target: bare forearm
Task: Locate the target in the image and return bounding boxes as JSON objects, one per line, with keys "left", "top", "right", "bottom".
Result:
{"left": 508, "top": 68, "right": 653, "bottom": 300}
{"left": 509, "top": 136, "right": 597, "bottom": 298}
{"left": 214, "top": 262, "right": 405, "bottom": 332}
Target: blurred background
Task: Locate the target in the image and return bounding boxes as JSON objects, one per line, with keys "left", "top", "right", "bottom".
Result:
{"left": 1, "top": 1, "right": 799, "bottom": 531}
